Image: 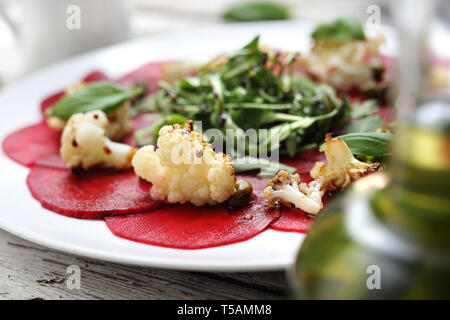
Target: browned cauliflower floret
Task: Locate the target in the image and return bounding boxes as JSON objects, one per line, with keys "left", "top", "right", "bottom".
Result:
{"left": 104, "top": 101, "right": 133, "bottom": 141}
{"left": 300, "top": 34, "right": 385, "bottom": 91}
{"left": 264, "top": 134, "right": 379, "bottom": 215}
{"left": 60, "top": 110, "right": 136, "bottom": 170}
{"left": 310, "top": 134, "right": 379, "bottom": 191}
{"left": 264, "top": 171, "right": 325, "bottom": 214}
{"left": 132, "top": 121, "right": 236, "bottom": 206}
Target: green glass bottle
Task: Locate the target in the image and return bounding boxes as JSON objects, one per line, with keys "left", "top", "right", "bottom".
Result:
{"left": 289, "top": 0, "right": 450, "bottom": 299}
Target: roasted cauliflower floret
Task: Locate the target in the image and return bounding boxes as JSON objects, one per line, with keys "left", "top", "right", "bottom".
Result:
{"left": 264, "top": 171, "right": 325, "bottom": 214}
{"left": 46, "top": 82, "right": 133, "bottom": 141}
{"left": 264, "top": 134, "right": 379, "bottom": 214}
{"left": 132, "top": 121, "right": 236, "bottom": 206}
{"left": 104, "top": 100, "right": 134, "bottom": 141}
{"left": 310, "top": 134, "right": 379, "bottom": 191}
{"left": 60, "top": 110, "right": 136, "bottom": 170}
{"left": 300, "top": 34, "right": 385, "bottom": 91}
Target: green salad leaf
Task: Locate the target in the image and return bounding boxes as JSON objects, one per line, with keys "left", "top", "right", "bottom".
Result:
{"left": 222, "top": 2, "right": 290, "bottom": 22}
{"left": 312, "top": 17, "right": 365, "bottom": 41}
{"left": 51, "top": 82, "right": 143, "bottom": 120}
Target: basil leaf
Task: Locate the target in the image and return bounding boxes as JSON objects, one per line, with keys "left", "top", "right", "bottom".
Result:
{"left": 312, "top": 17, "right": 365, "bottom": 41}
{"left": 234, "top": 156, "right": 296, "bottom": 174}
{"left": 51, "top": 82, "right": 143, "bottom": 120}
{"left": 223, "top": 2, "right": 289, "bottom": 22}
{"left": 320, "top": 132, "right": 392, "bottom": 157}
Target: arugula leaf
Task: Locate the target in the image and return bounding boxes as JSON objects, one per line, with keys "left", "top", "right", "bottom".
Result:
{"left": 244, "top": 35, "right": 261, "bottom": 50}
{"left": 51, "top": 82, "right": 143, "bottom": 120}
{"left": 312, "top": 17, "right": 365, "bottom": 41}
{"left": 320, "top": 132, "right": 392, "bottom": 157}
{"left": 223, "top": 2, "right": 289, "bottom": 22}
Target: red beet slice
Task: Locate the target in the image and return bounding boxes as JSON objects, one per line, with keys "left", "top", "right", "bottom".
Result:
{"left": 279, "top": 149, "right": 325, "bottom": 175}
{"left": 82, "top": 70, "right": 109, "bottom": 83}
{"left": 27, "top": 167, "right": 162, "bottom": 219}
{"left": 296, "top": 149, "right": 326, "bottom": 162}
{"left": 34, "top": 154, "right": 66, "bottom": 169}
{"left": 2, "top": 122, "right": 61, "bottom": 167}
{"left": 270, "top": 206, "right": 315, "bottom": 233}
{"left": 117, "top": 61, "right": 164, "bottom": 94}
{"left": 105, "top": 175, "right": 280, "bottom": 249}
{"left": 280, "top": 157, "right": 315, "bottom": 174}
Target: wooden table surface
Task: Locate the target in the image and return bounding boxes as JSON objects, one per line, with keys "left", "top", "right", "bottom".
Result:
{"left": 0, "top": 229, "right": 287, "bottom": 300}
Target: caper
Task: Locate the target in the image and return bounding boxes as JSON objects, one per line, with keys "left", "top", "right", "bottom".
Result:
{"left": 226, "top": 179, "right": 253, "bottom": 209}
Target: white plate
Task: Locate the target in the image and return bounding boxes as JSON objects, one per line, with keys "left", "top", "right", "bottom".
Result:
{"left": 0, "top": 21, "right": 399, "bottom": 272}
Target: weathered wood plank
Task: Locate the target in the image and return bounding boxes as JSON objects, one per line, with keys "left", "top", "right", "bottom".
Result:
{"left": 0, "top": 229, "right": 286, "bottom": 300}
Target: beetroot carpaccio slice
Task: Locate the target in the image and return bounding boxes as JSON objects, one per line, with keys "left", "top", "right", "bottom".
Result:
{"left": 105, "top": 175, "right": 280, "bottom": 249}
{"left": 279, "top": 149, "right": 325, "bottom": 175}
{"left": 34, "top": 154, "right": 66, "bottom": 169}
{"left": 270, "top": 206, "right": 315, "bottom": 233}
{"left": 82, "top": 70, "right": 110, "bottom": 83}
{"left": 2, "top": 122, "right": 61, "bottom": 167}
{"left": 27, "top": 167, "right": 162, "bottom": 219}
{"left": 117, "top": 61, "right": 165, "bottom": 94}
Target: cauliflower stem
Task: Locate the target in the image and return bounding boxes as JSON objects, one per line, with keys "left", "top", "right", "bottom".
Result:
{"left": 264, "top": 171, "right": 324, "bottom": 214}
